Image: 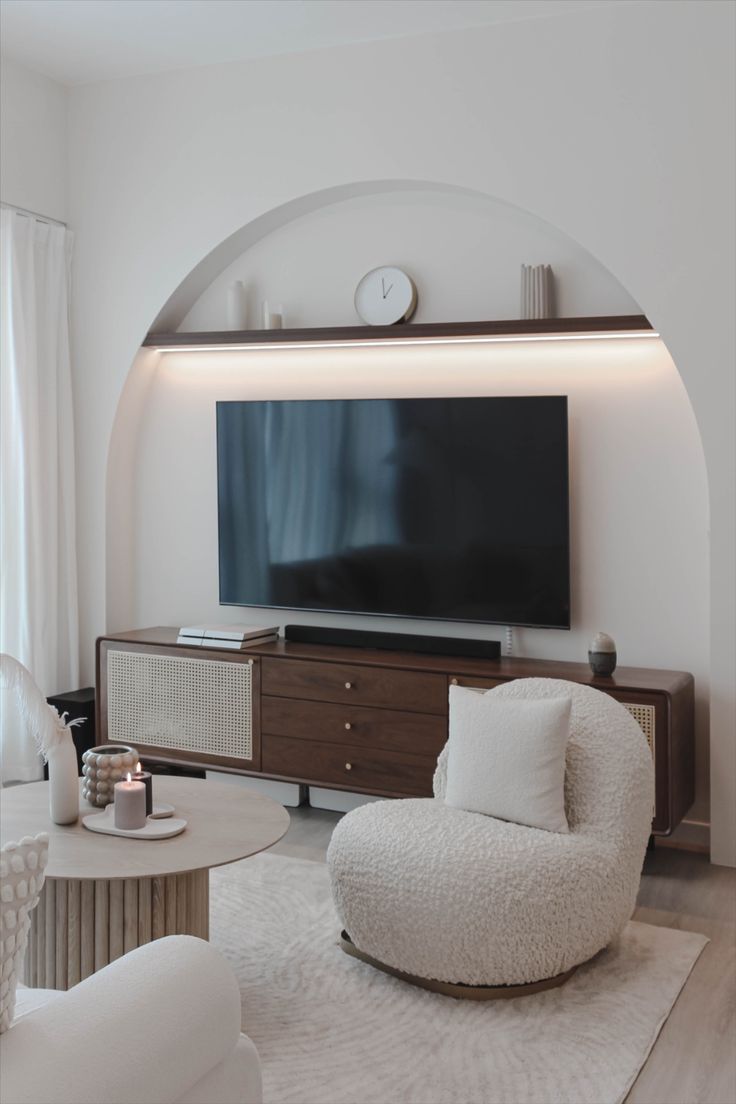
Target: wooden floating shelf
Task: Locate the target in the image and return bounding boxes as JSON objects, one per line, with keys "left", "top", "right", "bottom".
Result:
{"left": 143, "top": 315, "right": 653, "bottom": 349}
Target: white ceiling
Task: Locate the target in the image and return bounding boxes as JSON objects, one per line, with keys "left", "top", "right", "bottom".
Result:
{"left": 0, "top": 0, "right": 623, "bottom": 87}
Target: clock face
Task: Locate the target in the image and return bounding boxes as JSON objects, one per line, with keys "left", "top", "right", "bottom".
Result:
{"left": 354, "top": 266, "right": 417, "bottom": 326}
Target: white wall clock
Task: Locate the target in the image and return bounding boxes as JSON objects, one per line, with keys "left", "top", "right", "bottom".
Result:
{"left": 354, "top": 266, "right": 417, "bottom": 325}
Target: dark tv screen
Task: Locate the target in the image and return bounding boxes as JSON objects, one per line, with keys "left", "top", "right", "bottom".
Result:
{"left": 216, "top": 396, "right": 570, "bottom": 628}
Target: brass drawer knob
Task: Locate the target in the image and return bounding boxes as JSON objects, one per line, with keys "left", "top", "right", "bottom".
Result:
{"left": 451, "top": 677, "right": 459, "bottom": 685}
{"left": 344, "top": 722, "right": 352, "bottom": 730}
{"left": 345, "top": 762, "right": 352, "bottom": 771}
{"left": 345, "top": 681, "right": 353, "bottom": 689}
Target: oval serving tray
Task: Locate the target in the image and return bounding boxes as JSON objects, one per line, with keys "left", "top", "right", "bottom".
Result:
{"left": 82, "top": 804, "right": 187, "bottom": 840}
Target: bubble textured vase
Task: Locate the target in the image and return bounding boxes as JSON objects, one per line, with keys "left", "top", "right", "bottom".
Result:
{"left": 82, "top": 744, "right": 139, "bottom": 807}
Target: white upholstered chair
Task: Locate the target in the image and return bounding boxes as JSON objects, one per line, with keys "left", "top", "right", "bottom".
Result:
{"left": 1, "top": 823, "right": 261, "bottom": 1103}
{"left": 1, "top": 935, "right": 262, "bottom": 1104}
{"left": 328, "top": 678, "right": 654, "bottom": 995}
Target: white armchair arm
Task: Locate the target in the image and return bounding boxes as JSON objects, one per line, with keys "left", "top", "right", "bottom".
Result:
{"left": 0, "top": 936, "right": 260, "bottom": 1104}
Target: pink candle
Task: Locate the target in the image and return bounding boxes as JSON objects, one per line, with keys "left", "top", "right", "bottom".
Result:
{"left": 114, "top": 772, "right": 147, "bottom": 830}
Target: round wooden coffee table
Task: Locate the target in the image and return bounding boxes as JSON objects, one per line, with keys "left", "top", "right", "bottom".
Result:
{"left": 0, "top": 777, "right": 289, "bottom": 990}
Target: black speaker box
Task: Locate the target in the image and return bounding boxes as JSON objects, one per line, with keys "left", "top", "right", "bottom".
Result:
{"left": 283, "top": 624, "right": 501, "bottom": 660}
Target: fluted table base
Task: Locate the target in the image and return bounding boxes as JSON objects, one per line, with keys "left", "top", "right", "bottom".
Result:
{"left": 24, "top": 870, "right": 209, "bottom": 990}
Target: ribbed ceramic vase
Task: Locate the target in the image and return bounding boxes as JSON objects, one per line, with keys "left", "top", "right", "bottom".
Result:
{"left": 47, "top": 735, "right": 80, "bottom": 825}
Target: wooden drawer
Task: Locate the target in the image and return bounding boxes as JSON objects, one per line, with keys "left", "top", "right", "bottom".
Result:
{"left": 448, "top": 675, "right": 505, "bottom": 692}
{"left": 262, "top": 733, "right": 436, "bottom": 797}
{"left": 261, "top": 657, "right": 447, "bottom": 714}
{"left": 262, "top": 696, "right": 447, "bottom": 757}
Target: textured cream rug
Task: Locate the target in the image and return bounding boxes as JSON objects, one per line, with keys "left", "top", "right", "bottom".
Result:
{"left": 210, "top": 852, "right": 707, "bottom": 1104}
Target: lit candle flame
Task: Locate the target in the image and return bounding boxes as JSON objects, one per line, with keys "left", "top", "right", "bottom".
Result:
{"left": 136, "top": 761, "right": 142, "bottom": 773}
{"left": 126, "top": 771, "right": 132, "bottom": 783}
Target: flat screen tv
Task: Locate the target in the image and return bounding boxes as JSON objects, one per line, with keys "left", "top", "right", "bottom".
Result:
{"left": 216, "top": 396, "right": 570, "bottom": 629}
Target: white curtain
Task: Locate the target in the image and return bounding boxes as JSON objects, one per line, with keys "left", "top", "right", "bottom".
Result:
{"left": 0, "top": 207, "right": 79, "bottom": 782}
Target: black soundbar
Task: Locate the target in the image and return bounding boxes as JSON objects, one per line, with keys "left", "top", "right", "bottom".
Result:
{"left": 283, "top": 624, "right": 501, "bottom": 660}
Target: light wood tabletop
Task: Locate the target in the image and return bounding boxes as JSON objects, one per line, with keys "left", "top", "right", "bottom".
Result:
{"left": 1, "top": 776, "right": 290, "bottom": 990}
{"left": 0, "top": 776, "right": 290, "bottom": 880}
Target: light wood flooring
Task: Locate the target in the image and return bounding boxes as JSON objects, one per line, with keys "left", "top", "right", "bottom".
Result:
{"left": 271, "top": 805, "right": 736, "bottom": 1104}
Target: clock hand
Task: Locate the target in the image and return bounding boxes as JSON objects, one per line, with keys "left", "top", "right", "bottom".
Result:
{"left": 381, "top": 278, "right": 394, "bottom": 299}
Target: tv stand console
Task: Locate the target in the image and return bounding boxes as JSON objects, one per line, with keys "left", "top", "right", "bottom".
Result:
{"left": 96, "top": 628, "right": 694, "bottom": 836}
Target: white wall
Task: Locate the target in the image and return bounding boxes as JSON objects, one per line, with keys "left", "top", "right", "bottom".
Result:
{"left": 0, "top": 56, "right": 68, "bottom": 222}
{"left": 66, "top": 1, "right": 735, "bottom": 862}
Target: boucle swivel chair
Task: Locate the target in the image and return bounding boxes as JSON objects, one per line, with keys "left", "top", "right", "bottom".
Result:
{"left": 328, "top": 678, "right": 654, "bottom": 998}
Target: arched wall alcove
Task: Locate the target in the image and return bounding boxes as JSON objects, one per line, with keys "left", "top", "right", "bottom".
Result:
{"left": 107, "top": 180, "right": 710, "bottom": 825}
{"left": 149, "top": 179, "right": 640, "bottom": 333}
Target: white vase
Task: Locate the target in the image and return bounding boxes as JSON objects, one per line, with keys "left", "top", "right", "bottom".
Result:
{"left": 47, "top": 736, "right": 79, "bottom": 825}
{"left": 226, "top": 280, "right": 249, "bottom": 329}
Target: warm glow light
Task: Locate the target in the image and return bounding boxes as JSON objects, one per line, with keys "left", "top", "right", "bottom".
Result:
{"left": 126, "top": 771, "right": 132, "bottom": 783}
{"left": 154, "top": 329, "right": 660, "bottom": 355}
{"left": 136, "top": 761, "right": 142, "bottom": 772}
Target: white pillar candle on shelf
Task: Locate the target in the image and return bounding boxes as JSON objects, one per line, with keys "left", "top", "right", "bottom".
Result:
{"left": 114, "top": 773, "right": 147, "bottom": 830}
{"left": 261, "top": 300, "right": 284, "bottom": 330}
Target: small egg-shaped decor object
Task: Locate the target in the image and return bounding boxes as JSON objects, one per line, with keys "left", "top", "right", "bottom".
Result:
{"left": 588, "top": 632, "right": 617, "bottom": 676}
{"left": 81, "top": 745, "right": 140, "bottom": 807}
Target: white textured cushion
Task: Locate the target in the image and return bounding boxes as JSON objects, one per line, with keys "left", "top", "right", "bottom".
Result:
{"left": 444, "top": 686, "right": 571, "bottom": 832}
{"left": 0, "top": 833, "right": 49, "bottom": 1033}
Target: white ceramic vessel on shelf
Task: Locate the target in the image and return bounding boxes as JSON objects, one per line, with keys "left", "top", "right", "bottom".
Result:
{"left": 226, "top": 279, "right": 249, "bottom": 329}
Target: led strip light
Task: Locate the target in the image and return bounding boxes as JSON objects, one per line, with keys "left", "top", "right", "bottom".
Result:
{"left": 153, "top": 329, "right": 659, "bottom": 354}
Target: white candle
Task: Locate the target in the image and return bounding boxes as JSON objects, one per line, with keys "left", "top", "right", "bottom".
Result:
{"left": 114, "top": 772, "right": 147, "bottom": 830}
{"left": 261, "top": 300, "right": 284, "bottom": 329}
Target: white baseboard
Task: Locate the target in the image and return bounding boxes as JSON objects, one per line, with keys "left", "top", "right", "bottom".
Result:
{"left": 309, "top": 787, "right": 385, "bottom": 813}
{"left": 205, "top": 771, "right": 305, "bottom": 808}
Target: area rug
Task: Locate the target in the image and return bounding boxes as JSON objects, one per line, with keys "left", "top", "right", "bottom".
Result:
{"left": 210, "top": 852, "right": 707, "bottom": 1104}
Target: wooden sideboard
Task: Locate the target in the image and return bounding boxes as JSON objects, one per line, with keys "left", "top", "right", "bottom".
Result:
{"left": 96, "top": 628, "right": 694, "bottom": 836}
